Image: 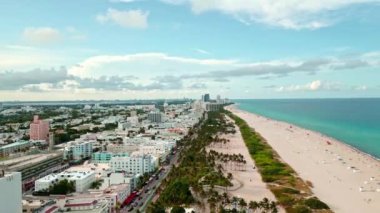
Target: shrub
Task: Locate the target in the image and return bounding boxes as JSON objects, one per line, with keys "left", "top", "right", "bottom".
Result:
{"left": 290, "top": 205, "right": 311, "bottom": 213}
{"left": 304, "top": 197, "right": 329, "bottom": 209}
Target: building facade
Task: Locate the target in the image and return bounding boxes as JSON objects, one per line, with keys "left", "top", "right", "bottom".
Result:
{"left": 109, "top": 154, "right": 155, "bottom": 175}
{"left": 64, "top": 140, "right": 93, "bottom": 161}
{"left": 0, "top": 172, "right": 22, "bottom": 213}
{"left": 35, "top": 171, "right": 95, "bottom": 193}
{"left": 206, "top": 103, "right": 223, "bottom": 112}
{"left": 0, "top": 140, "right": 30, "bottom": 157}
{"left": 30, "top": 115, "right": 50, "bottom": 141}
{"left": 202, "top": 93, "right": 210, "bottom": 102}
{"left": 147, "top": 111, "right": 162, "bottom": 123}
{"left": 91, "top": 152, "right": 129, "bottom": 164}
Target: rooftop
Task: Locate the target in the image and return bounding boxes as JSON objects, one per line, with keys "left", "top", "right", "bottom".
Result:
{"left": 0, "top": 140, "right": 29, "bottom": 150}
{"left": 36, "top": 174, "right": 58, "bottom": 182}
{"left": 1, "top": 153, "right": 63, "bottom": 170}
{"left": 59, "top": 170, "right": 95, "bottom": 180}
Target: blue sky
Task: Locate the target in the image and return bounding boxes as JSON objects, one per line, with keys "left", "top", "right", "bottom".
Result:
{"left": 1, "top": 0, "right": 380, "bottom": 101}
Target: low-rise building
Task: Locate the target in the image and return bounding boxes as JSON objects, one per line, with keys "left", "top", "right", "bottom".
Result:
{"left": 64, "top": 140, "right": 93, "bottom": 161}
{"left": 63, "top": 198, "right": 109, "bottom": 213}
{"left": 35, "top": 170, "right": 96, "bottom": 193}
{"left": 91, "top": 152, "right": 129, "bottom": 164}
{"left": 1, "top": 153, "right": 65, "bottom": 191}
{"left": 0, "top": 140, "right": 30, "bottom": 157}
{"left": 109, "top": 154, "right": 156, "bottom": 175}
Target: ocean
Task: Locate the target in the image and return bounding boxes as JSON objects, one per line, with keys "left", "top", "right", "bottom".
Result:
{"left": 235, "top": 98, "right": 380, "bottom": 159}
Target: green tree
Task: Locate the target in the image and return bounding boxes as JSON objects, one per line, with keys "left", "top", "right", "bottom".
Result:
{"left": 147, "top": 202, "right": 166, "bottom": 213}
{"left": 159, "top": 180, "right": 194, "bottom": 206}
{"left": 48, "top": 179, "right": 75, "bottom": 195}
{"left": 171, "top": 206, "right": 185, "bottom": 213}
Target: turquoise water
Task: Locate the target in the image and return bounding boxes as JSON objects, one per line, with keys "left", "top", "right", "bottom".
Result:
{"left": 235, "top": 99, "right": 380, "bottom": 159}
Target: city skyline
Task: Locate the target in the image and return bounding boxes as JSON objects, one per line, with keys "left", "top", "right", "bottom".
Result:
{"left": 1, "top": 0, "right": 380, "bottom": 101}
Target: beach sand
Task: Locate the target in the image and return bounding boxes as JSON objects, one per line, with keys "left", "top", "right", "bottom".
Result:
{"left": 206, "top": 116, "right": 281, "bottom": 211}
{"left": 227, "top": 105, "right": 380, "bottom": 213}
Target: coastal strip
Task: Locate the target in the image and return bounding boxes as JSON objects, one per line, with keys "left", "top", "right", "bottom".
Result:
{"left": 227, "top": 105, "right": 380, "bottom": 213}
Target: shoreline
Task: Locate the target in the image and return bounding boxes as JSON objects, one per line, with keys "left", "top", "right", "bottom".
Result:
{"left": 233, "top": 103, "right": 380, "bottom": 162}
{"left": 227, "top": 104, "right": 380, "bottom": 213}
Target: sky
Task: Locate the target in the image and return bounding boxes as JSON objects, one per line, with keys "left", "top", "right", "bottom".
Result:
{"left": 1, "top": 0, "right": 380, "bottom": 101}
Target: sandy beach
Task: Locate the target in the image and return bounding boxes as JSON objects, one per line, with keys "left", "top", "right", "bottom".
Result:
{"left": 206, "top": 116, "right": 281, "bottom": 211}
{"left": 227, "top": 105, "right": 380, "bottom": 213}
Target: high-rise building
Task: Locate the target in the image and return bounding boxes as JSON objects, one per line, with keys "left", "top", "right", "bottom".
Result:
{"left": 29, "top": 115, "right": 50, "bottom": 141}
{"left": 148, "top": 111, "right": 162, "bottom": 123}
{"left": 206, "top": 103, "right": 223, "bottom": 112}
{"left": 202, "top": 93, "right": 210, "bottom": 102}
{"left": 0, "top": 102, "right": 3, "bottom": 111}
{"left": 0, "top": 172, "right": 22, "bottom": 213}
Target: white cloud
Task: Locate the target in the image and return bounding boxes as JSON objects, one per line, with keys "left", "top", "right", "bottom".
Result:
{"left": 110, "top": 0, "right": 140, "bottom": 3}
{"left": 160, "top": 0, "right": 187, "bottom": 5}
{"left": 276, "top": 80, "right": 342, "bottom": 92}
{"left": 97, "top": 8, "right": 149, "bottom": 29}
{"left": 354, "top": 85, "right": 368, "bottom": 91}
{"left": 66, "top": 27, "right": 87, "bottom": 41}
{"left": 68, "top": 52, "right": 237, "bottom": 78}
{"left": 23, "top": 27, "right": 61, "bottom": 45}
{"left": 193, "top": 48, "right": 211, "bottom": 55}
{"left": 310, "top": 80, "right": 322, "bottom": 91}
{"left": 162, "top": 0, "right": 380, "bottom": 29}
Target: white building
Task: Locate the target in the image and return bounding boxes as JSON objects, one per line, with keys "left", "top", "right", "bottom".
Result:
{"left": 34, "top": 174, "right": 59, "bottom": 192}
{"left": 118, "top": 122, "right": 131, "bottom": 131}
{"left": 64, "top": 140, "right": 93, "bottom": 161}
{"left": 138, "top": 140, "right": 175, "bottom": 160}
{"left": 126, "top": 116, "right": 139, "bottom": 126}
{"left": 0, "top": 172, "right": 22, "bottom": 213}
{"left": 109, "top": 154, "right": 156, "bottom": 175}
{"left": 35, "top": 171, "right": 96, "bottom": 193}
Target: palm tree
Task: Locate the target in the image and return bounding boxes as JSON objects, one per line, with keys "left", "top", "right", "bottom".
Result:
{"left": 249, "top": 201, "right": 259, "bottom": 213}
{"left": 227, "top": 173, "right": 233, "bottom": 181}
{"left": 259, "top": 198, "right": 270, "bottom": 212}
{"left": 269, "top": 201, "right": 278, "bottom": 213}
{"left": 239, "top": 198, "right": 247, "bottom": 211}
{"left": 231, "top": 196, "right": 239, "bottom": 209}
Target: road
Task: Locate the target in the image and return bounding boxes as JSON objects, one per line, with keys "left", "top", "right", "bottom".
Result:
{"left": 119, "top": 147, "right": 182, "bottom": 213}
{"left": 134, "top": 124, "right": 202, "bottom": 212}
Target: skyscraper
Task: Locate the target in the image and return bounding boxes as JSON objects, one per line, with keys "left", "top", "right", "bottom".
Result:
{"left": 202, "top": 93, "right": 210, "bottom": 102}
